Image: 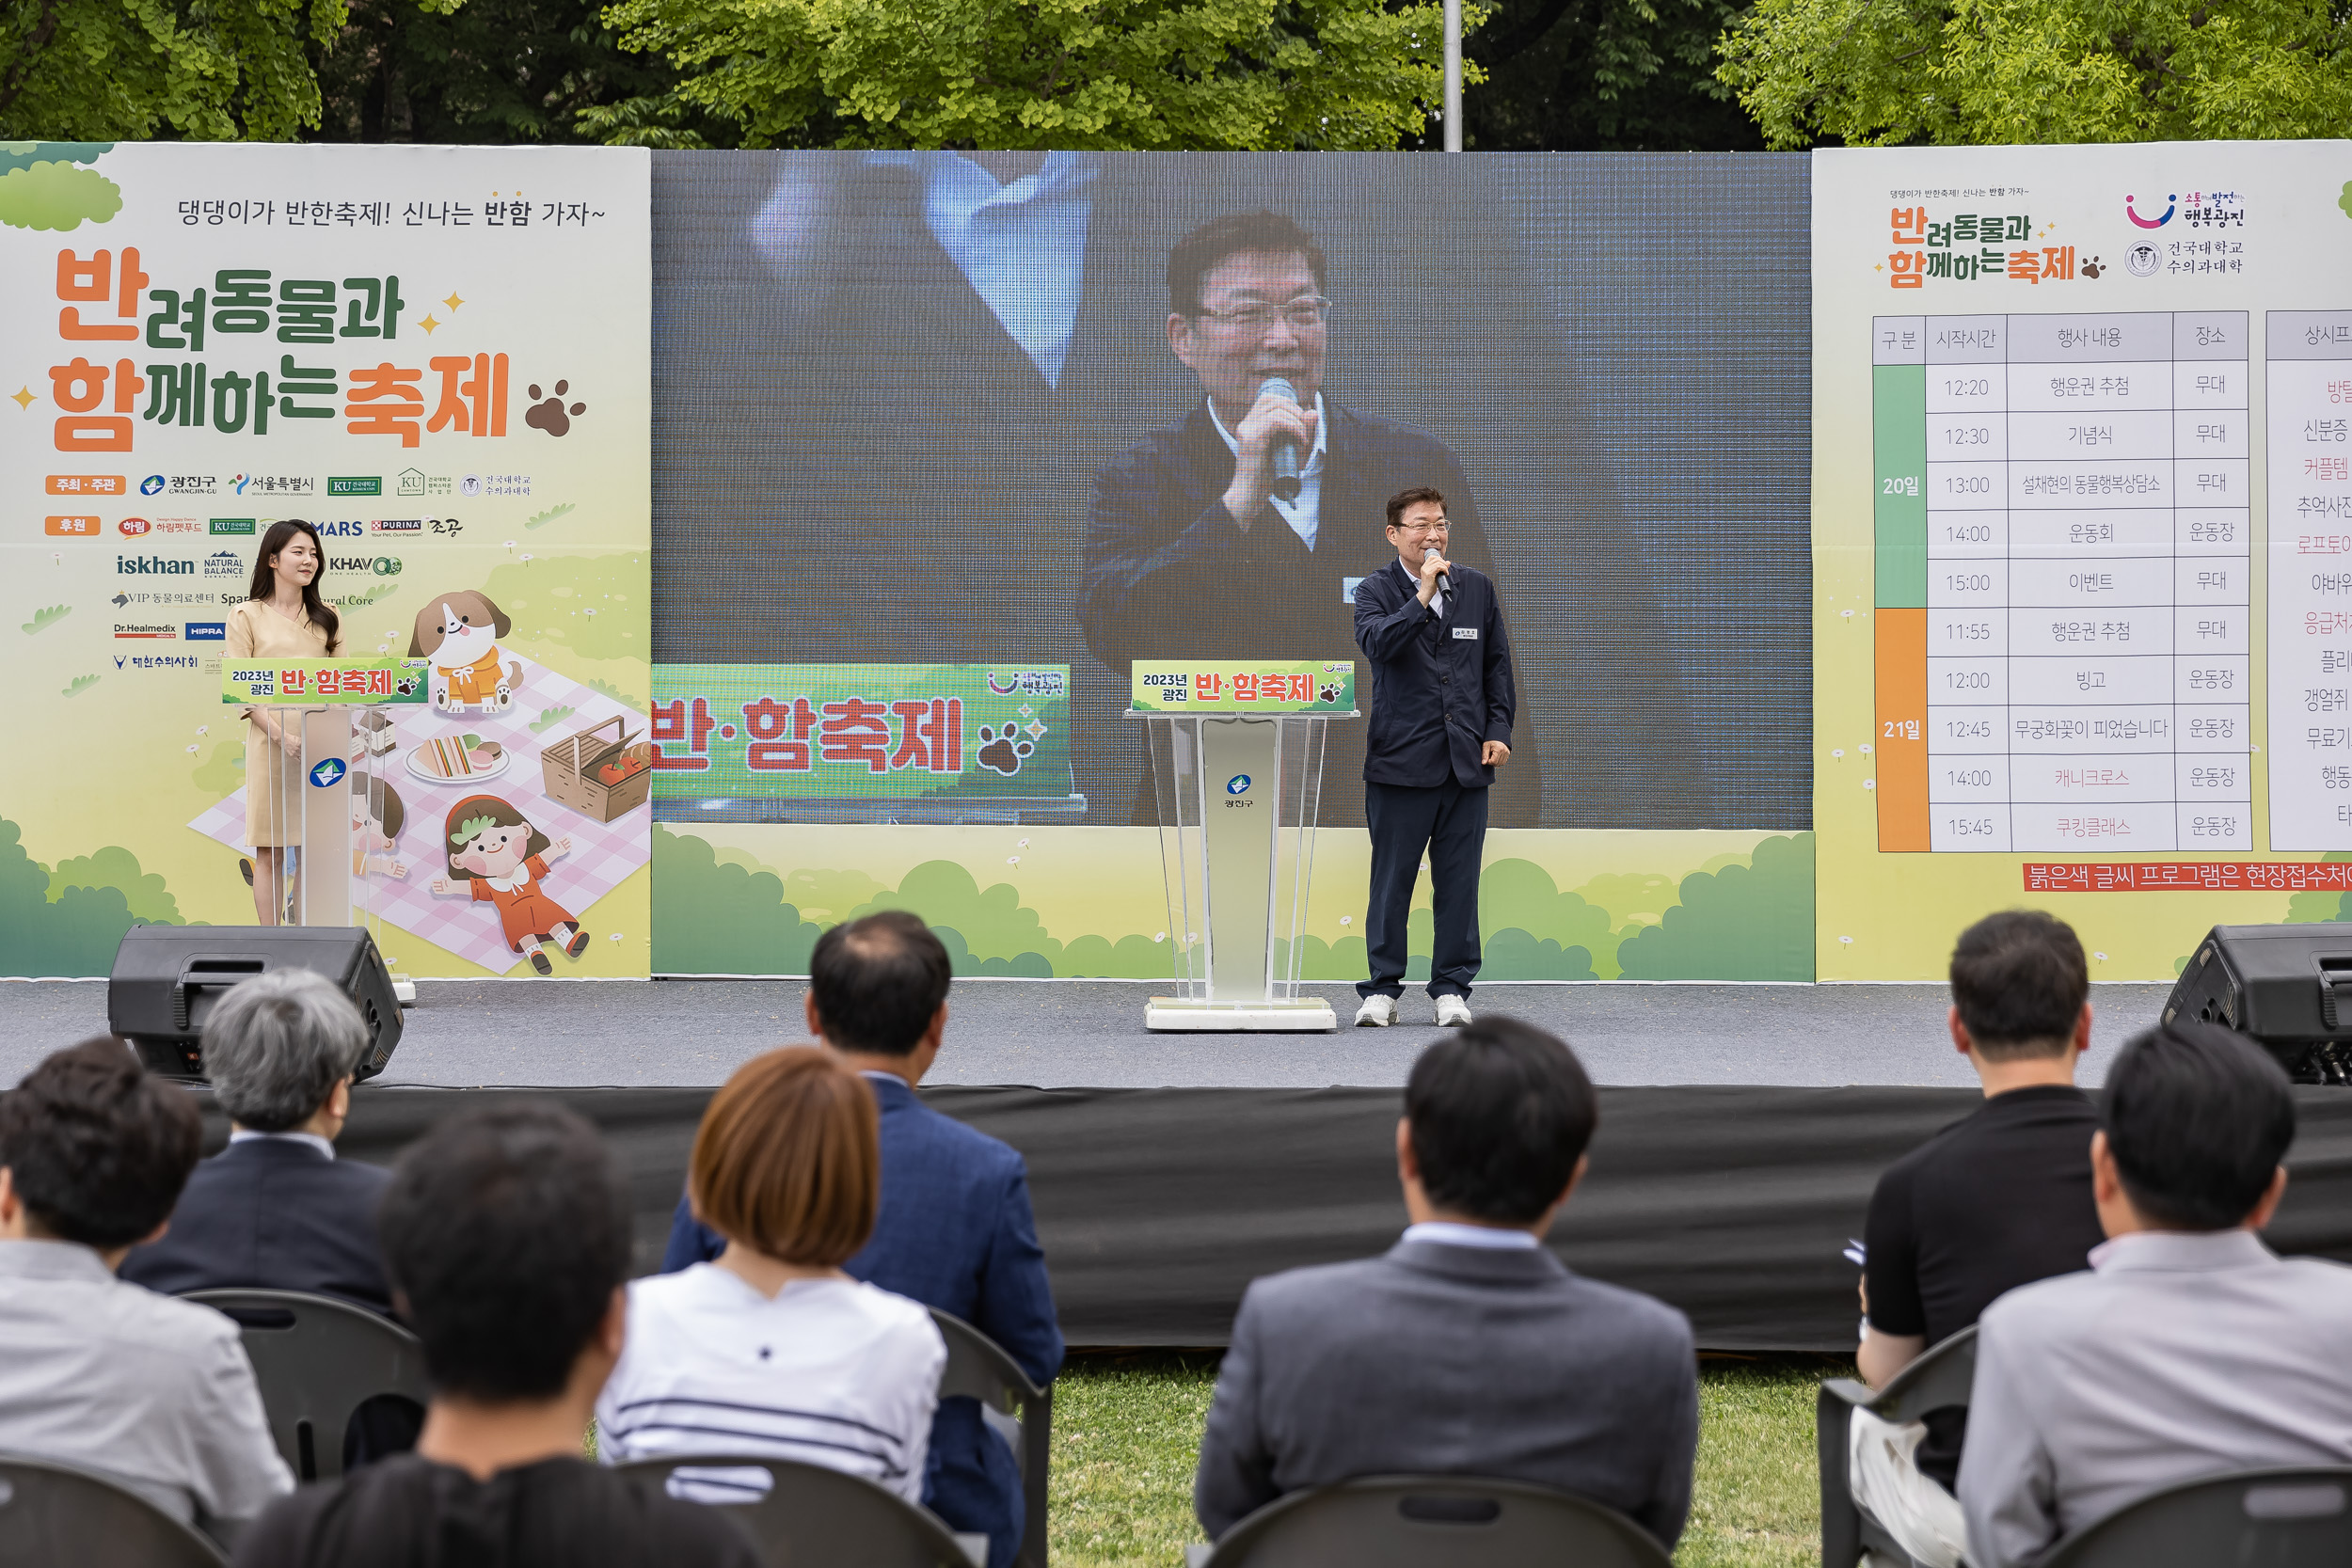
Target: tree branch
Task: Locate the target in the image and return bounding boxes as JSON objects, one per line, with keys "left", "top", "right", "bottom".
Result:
{"left": 0, "top": 0, "right": 65, "bottom": 121}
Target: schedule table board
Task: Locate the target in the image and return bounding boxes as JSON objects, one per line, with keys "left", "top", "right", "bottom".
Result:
{"left": 1872, "top": 311, "right": 2250, "bottom": 853}
{"left": 2266, "top": 311, "right": 2352, "bottom": 850}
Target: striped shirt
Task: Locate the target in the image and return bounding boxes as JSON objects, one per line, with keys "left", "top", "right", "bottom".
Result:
{"left": 596, "top": 1264, "right": 945, "bottom": 1503}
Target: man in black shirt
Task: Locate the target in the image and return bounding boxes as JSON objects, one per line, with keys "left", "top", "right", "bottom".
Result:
{"left": 236, "top": 1104, "right": 759, "bottom": 1568}
{"left": 1851, "top": 911, "right": 2106, "bottom": 1568}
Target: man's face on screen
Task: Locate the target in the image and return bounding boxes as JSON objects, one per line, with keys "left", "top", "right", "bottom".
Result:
{"left": 1168, "top": 249, "right": 1327, "bottom": 421}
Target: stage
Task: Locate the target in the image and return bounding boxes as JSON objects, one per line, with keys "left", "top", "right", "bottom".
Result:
{"left": 8, "top": 978, "right": 2350, "bottom": 1352}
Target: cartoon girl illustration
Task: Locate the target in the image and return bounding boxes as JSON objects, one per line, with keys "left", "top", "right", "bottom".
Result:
{"left": 349, "top": 773, "right": 410, "bottom": 881}
{"left": 428, "top": 794, "right": 589, "bottom": 976}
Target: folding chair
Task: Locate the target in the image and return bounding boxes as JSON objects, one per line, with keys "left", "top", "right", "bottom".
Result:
{"left": 0, "top": 1450, "right": 229, "bottom": 1567}
{"left": 2040, "top": 1465, "right": 2352, "bottom": 1568}
{"left": 1186, "top": 1474, "right": 1674, "bottom": 1567}
{"left": 187, "top": 1287, "right": 432, "bottom": 1481}
{"left": 615, "top": 1452, "right": 986, "bottom": 1567}
{"left": 1817, "top": 1325, "right": 1978, "bottom": 1568}
{"left": 930, "top": 1306, "right": 1053, "bottom": 1568}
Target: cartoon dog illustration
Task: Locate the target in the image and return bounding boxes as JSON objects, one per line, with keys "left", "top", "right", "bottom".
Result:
{"left": 407, "top": 589, "right": 523, "bottom": 714}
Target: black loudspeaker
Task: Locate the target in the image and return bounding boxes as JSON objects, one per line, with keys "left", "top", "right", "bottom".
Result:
{"left": 107, "top": 926, "right": 403, "bottom": 1082}
{"left": 2163, "top": 923, "right": 2352, "bottom": 1085}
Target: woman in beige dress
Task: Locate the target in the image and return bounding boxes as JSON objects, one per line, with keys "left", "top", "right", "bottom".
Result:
{"left": 225, "top": 520, "right": 340, "bottom": 925}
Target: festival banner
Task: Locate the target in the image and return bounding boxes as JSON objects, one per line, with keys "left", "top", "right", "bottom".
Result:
{"left": 1813, "top": 139, "right": 2352, "bottom": 980}
{"left": 1, "top": 143, "right": 652, "bottom": 979}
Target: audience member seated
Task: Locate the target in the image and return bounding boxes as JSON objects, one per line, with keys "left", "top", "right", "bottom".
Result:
{"left": 0, "top": 1037, "right": 291, "bottom": 1541}
{"left": 1192, "top": 1018, "right": 1698, "bottom": 1548}
{"left": 600, "top": 1048, "right": 946, "bottom": 1504}
{"left": 1958, "top": 1022, "right": 2352, "bottom": 1568}
{"left": 123, "top": 970, "right": 395, "bottom": 1313}
{"left": 662, "top": 911, "right": 1062, "bottom": 1567}
{"left": 235, "top": 1102, "right": 762, "bottom": 1568}
{"left": 1849, "top": 910, "right": 2107, "bottom": 1567}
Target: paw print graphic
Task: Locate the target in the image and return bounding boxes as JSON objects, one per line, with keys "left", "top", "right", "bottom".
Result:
{"left": 525, "top": 380, "right": 587, "bottom": 436}
{"left": 975, "top": 724, "right": 1033, "bottom": 776}
{"left": 2080, "top": 255, "right": 2104, "bottom": 278}
{"left": 1316, "top": 682, "right": 1343, "bottom": 704}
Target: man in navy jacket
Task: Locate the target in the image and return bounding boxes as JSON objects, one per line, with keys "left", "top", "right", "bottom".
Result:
{"left": 661, "top": 912, "right": 1062, "bottom": 1568}
{"left": 1351, "top": 486, "right": 1517, "bottom": 1028}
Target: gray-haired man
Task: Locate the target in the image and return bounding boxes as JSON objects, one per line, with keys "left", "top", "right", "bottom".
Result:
{"left": 122, "top": 969, "right": 394, "bottom": 1314}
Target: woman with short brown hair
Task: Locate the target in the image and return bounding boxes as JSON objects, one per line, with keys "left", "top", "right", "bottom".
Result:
{"left": 594, "top": 1049, "right": 945, "bottom": 1500}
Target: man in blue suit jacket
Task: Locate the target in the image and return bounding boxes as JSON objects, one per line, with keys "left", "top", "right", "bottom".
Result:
{"left": 1350, "top": 486, "right": 1518, "bottom": 1028}
{"left": 662, "top": 911, "right": 1062, "bottom": 1568}
{"left": 122, "top": 970, "right": 393, "bottom": 1315}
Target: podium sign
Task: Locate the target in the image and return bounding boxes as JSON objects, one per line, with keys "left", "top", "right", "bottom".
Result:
{"left": 222, "top": 659, "right": 428, "bottom": 706}
{"left": 1130, "top": 659, "right": 1359, "bottom": 1032}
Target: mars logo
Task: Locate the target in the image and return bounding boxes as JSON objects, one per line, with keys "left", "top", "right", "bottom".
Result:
{"left": 118, "top": 517, "right": 151, "bottom": 536}
{"left": 2126, "top": 193, "right": 2175, "bottom": 229}
{"left": 316, "top": 519, "right": 365, "bottom": 538}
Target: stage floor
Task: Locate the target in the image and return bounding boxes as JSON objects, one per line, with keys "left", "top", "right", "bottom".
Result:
{"left": 2, "top": 977, "right": 2173, "bottom": 1090}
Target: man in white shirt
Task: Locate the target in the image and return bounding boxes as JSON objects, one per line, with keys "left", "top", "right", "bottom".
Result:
{"left": 1959, "top": 1021, "right": 2352, "bottom": 1568}
{"left": 0, "top": 1037, "right": 291, "bottom": 1540}
{"left": 1193, "top": 1019, "right": 1697, "bottom": 1546}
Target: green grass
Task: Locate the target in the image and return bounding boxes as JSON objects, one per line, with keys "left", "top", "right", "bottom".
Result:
{"left": 1047, "top": 1354, "right": 1833, "bottom": 1568}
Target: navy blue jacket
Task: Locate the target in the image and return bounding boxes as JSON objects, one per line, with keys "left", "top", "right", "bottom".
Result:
{"left": 1354, "top": 557, "right": 1518, "bottom": 789}
{"left": 121, "top": 1138, "right": 395, "bottom": 1315}
{"left": 662, "top": 1076, "right": 1063, "bottom": 1568}
{"left": 1081, "top": 400, "right": 1542, "bottom": 827}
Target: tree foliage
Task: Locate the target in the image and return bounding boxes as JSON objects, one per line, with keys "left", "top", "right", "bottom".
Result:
{"left": 316, "top": 0, "right": 734, "bottom": 145}
{"left": 0, "top": 0, "right": 399, "bottom": 141}
{"left": 585, "top": 0, "right": 1484, "bottom": 150}
{"left": 1466, "top": 0, "right": 1760, "bottom": 149}
{"left": 1717, "top": 0, "right": 2352, "bottom": 149}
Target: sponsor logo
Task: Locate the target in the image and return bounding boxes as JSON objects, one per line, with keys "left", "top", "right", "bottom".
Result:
{"left": 140, "top": 475, "right": 166, "bottom": 496}
{"left": 2126, "top": 192, "right": 2175, "bottom": 230}
{"left": 114, "top": 623, "right": 178, "bottom": 639}
{"left": 327, "top": 476, "right": 382, "bottom": 497}
{"left": 459, "top": 474, "right": 482, "bottom": 497}
{"left": 232, "top": 473, "right": 252, "bottom": 495}
{"left": 315, "top": 518, "right": 366, "bottom": 537}
{"left": 1226, "top": 774, "right": 1251, "bottom": 796}
{"left": 371, "top": 518, "right": 422, "bottom": 534}
{"left": 117, "top": 554, "right": 195, "bottom": 575}
{"left": 204, "top": 550, "right": 246, "bottom": 578}
{"left": 150, "top": 518, "right": 200, "bottom": 534}
{"left": 2125, "top": 242, "right": 2162, "bottom": 277}
{"left": 329, "top": 555, "right": 403, "bottom": 576}
{"left": 184, "top": 621, "right": 226, "bottom": 641}
{"left": 309, "top": 757, "right": 347, "bottom": 788}
{"left": 397, "top": 467, "right": 426, "bottom": 497}
{"left": 209, "top": 517, "right": 255, "bottom": 535}
{"left": 119, "top": 517, "right": 151, "bottom": 536}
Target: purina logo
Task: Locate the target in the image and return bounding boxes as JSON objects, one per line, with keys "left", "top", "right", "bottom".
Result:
{"left": 1226, "top": 774, "right": 1251, "bottom": 796}
{"left": 204, "top": 550, "right": 245, "bottom": 577}
{"left": 117, "top": 554, "right": 193, "bottom": 575}
{"left": 371, "top": 518, "right": 422, "bottom": 534}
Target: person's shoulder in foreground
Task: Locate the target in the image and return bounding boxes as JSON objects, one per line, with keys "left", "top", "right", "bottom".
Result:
{"left": 0, "top": 1037, "right": 292, "bottom": 1534}
{"left": 1958, "top": 1020, "right": 2352, "bottom": 1568}
{"left": 237, "top": 1100, "right": 757, "bottom": 1568}
{"left": 1194, "top": 1018, "right": 1697, "bottom": 1548}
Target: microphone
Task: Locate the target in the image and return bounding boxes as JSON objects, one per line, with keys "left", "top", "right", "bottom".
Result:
{"left": 1260, "top": 376, "right": 1304, "bottom": 502}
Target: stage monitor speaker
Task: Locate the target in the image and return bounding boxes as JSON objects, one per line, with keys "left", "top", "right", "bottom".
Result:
{"left": 2163, "top": 923, "right": 2352, "bottom": 1085}
{"left": 107, "top": 926, "right": 403, "bottom": 1082}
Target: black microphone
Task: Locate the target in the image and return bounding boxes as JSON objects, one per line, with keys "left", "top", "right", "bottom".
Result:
{"left": 1260, "top": 376, "right": 1304, "bottom": 502}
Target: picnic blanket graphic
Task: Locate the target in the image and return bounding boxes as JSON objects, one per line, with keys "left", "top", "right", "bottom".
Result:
{"left": 189, "top": 654, "right": 649, "bottom": 974}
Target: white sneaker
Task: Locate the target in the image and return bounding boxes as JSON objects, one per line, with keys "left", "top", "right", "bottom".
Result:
{"left": 1354, "top": 994, "right": 1398, "bottom": 1027}
{"left": 1435, "top": 994, "right": 1474, "bottom": 1026}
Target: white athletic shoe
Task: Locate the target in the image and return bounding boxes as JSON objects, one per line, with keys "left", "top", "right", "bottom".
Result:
{"left": 1435, "top": 994, "right": 1474, "bottom": 1027}
{"left": 1354, "top": 994, "right": 1399, "bottom": 1027}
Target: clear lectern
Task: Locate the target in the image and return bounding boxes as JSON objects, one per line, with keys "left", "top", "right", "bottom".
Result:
{"left": 1129, "top": 660, "right": 1358, "bottom": 1032}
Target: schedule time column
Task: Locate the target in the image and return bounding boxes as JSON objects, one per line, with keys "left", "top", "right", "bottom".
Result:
{"left": 1923, "top": 317, "right": 2011, "bottom": 850}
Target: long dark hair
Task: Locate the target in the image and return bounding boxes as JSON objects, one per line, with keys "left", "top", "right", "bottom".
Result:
{"left": 246, "top": 519, "right": 341, "bottom": 654}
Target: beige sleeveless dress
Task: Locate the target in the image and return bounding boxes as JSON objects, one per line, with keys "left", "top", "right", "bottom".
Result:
{"left": 226, "top": 600, "right": 333, "bottom": 847}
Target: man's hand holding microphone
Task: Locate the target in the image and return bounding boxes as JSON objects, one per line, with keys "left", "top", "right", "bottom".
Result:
{"left": 1219, "top": 376, "right": 1316, "bottom": 531}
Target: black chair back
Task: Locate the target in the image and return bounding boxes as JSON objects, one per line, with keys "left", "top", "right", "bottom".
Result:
{"left": 0, "top": 1452, "right": 228, "bottom": 1567}
{"left": 2039, "top": 1465, "right": 2352, "bottom": 1568}
{"left": 1817, "top": 1324, "right": 1979, "bottom": 1568}
{"left": 1198, "top": 1474, "right": 1673, "bottom": 1567}
{"left": 187, "top": 1288, "right": 431, "bottom": 1481}
{"left": 614, "top": 1452, "right": 982, "bottom": 1567}
{"left": 930, "top": 1307, "right": 1052, "bottom": 1568}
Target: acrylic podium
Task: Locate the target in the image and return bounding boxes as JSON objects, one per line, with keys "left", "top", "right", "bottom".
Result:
{"left": 1129, "top": 659, "right": 1358, "bottom": 1032}
{"left": 222, "top": 657, "right": 425, "bottom": 938}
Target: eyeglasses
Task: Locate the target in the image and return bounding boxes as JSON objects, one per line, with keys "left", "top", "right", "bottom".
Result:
{"left": 1192, "top": 296, "right": 1332, "bottom": 333}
